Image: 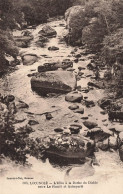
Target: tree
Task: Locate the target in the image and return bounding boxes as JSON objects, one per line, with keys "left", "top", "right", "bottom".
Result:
{"left": 0, "top": 0, "right": 19, "bottom": 73}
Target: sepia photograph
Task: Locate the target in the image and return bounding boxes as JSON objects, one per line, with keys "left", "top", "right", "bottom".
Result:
{"left": 0, "top": 0, "right": 123, "bottom": 194}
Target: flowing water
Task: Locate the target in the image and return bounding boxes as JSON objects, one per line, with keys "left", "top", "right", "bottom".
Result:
{"left": 0, "top": 19, "right": 123, "bottom": 194}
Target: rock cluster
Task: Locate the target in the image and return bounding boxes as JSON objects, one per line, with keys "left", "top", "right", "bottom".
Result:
{"left": 1, "top": 20, "right": 123, "bottom": 170}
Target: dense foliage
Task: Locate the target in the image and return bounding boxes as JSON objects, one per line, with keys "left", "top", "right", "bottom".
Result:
{"left": 81, "top": 0, "right": 123, "bottom": 94}
{"left": 0, "top": 0, "right": 20, "bottom": 73}
{"left": 82, "top": 0, "right": 123, "bottom": 51}
{"left": 18, "top": 0, "right": 74, "bottom": 25}
{"left": 0, "top": 0, "right": 74, "bottom": 73}
{"left": 102, "top": 28, "right": 123, "bottom": 65}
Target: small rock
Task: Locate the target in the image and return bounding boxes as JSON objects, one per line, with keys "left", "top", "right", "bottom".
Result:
{"left": 74, "top": 58, "right": 79, "bottom": 63}
{"left": 88, "top": 81, "right": 104, "bottom": 89}
{"left": 90, "top": 59, "right": 95, "bottom": 63}
{"left": 69, "top": 124, "right": 82, "bottom": 134}
{"left": 74, "top": 107, "right": 84, "bottom": 114}
{"left": 67, "top": 68, "right": 75, "bottom": 72}
{"left": 62, "top": 59, "right": 73, "bottom": 69}
{"left": 84, "top": 96, "right": 88, "bottom": 99}
{"left": 102, "top": 119, "right": 107, "bottom": 122}
{"left": 76, "top": 85, "right": 81, "bottom": 91}
{"left": 36, "top": 35, "right": 48, "bottom": 46}
{"left": 78, "top": 66, "right": 85, "bottom": 71}
{"left": 54, "top": 128, "right": 63, "bottom": 133}
{"left": 84, "top": 100, "right": 95, "bottom": 108}
{"left": 81, "top": 87, "right": 89, "bottom": 93}
{"left": 68, "top": 104, "right": 79, "bottom": 110}
{"left": 39, "top": 25, "right": 57, "bottom": 38}
{"left": 103, "top": 123, "right": 108, "bottom": 127}
{"left": 81, "top": 117, "right": 88, "bottom": 120}
{"left": 38, "top": 62, "right": 57, "bottom": 72}
{"left": 76, "top": 76, "right": 81, "bottom": 81}
{"left": 78, "top": 71, "right": 84, "bottom": 76}
{"left": 28, "top": 120, "right": 39, "bottom": 126}
{"left": 22, "top": 54, "right": 38, "bottom": 66}
{"left": 100, "top": 111, "right": 107, "bottom": 115}
{"left": 83, "top": 121, "right": 98, "bottom": 129}
{"left": 79, "top": 58, "right": 85, "bottom": 61}
{"left": 46, "top": 113, "right": 53, "bottom": 120}
{"left": 65, "top": 92, "right": 83, "bottom": 103}
{"left": 16, "top": 100, "right": 29, "bottom": 109}
{"left": 74, "top": 120, "right": 78, "bottom": 123}
{"left": 88, "top": 114, "right": 92, "bottom": 117}
{"left": 86, "top": 74, "right": 92, "bottom": 78}
{"left": 87, "top": 63, "right": 96, "bottom": 70}
{"left": 48, "top": 46, "right": 59, "bottom": 51}
{"left": 3, "top": 95, "right": 15, "bottom": 104}
{"left": 74, "top": 53, "right": 81, "bottom": 58}
{"left": 30, "top": 69, "right": 36, "bottom": 72}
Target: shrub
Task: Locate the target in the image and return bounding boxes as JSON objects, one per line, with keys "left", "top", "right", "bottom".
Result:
{"left": 82, "top": 18, "right": 107, "bottom": 51}
{"left": 0, "top": 0, "right": 19, "bottom": 73}
{"left": 101, "top": 28, "right": 123, "bottom": 65}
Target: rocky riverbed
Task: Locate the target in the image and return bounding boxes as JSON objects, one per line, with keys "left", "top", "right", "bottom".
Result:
{"left": 0, "top": 18, "right": 123, "bottom": 191}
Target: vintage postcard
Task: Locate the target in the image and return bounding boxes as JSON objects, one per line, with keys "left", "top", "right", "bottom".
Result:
{"left": 0, "top": 0, "right": 123, "bottom": 194}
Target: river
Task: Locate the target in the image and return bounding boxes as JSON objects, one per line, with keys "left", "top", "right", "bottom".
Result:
{"left": 0, "top": 18, "right": 123, "bottom": 194}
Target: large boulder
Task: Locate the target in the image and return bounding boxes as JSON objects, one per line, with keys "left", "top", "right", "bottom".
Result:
{"left": 87, "top": 128, "right": 111, "bottom": 142}
{"left": 39, "top": 25, "right": 57, "bottom": 38}
{"left": 31, "top": 71, "right": 77, "bottom": 95}
{"left": 98, "top": 97, "right": 112, "bottom": 110}
{"left": 42, "top": 134, "right": 95, "bottom": 162}
{"left": 14, "top": 35, "right": 33, "bottom": 48}
{"left": 38, "top": 59, "right": 73, "bottom": 72}
{"left": 36, "top": 36, "right": 48, "bottom": 47}
{"left": 65, "top": 6, "right": 87, "bottom": 44}
{"left": 22, "top": 54, "right": 38, "bottom": 66}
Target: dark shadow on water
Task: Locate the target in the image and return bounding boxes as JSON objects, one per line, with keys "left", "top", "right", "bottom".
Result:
{"left": 31, "top": 87, "right": 65, "bottom": 98}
